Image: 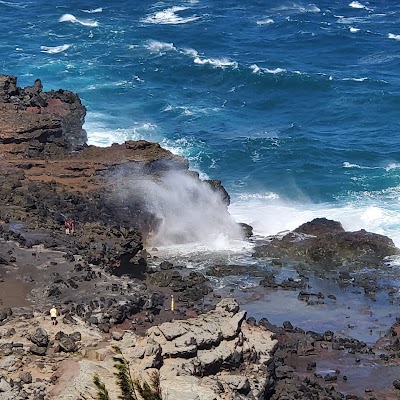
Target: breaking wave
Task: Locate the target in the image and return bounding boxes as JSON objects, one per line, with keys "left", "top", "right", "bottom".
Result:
{"left": 40, "top": 44, "right": 71, "bottom": 54}
{"left": 141, "top": 6, "right": 200, "bottom": 25}
{"left": 59, "top": 14, "right": 99, "bottom": 27}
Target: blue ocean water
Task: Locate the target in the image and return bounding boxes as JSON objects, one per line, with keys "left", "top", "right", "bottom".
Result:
{"left": 2, "top": 0, "right": 400, "bottom": 244}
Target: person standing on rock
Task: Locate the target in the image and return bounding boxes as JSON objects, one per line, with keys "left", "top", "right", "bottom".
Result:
{"left": 50, "top": 305, "right": 58, "bottom": 325}
{"left": 64, "top": 218, "right": 74, "bottom": 235}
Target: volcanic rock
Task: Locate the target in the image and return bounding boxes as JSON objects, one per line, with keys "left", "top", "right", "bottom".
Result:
{"left": 29, "top": 327, "right": 49, "bottom": 347}
{"left": 253, "top": 217, "right": 399, "bottom": 268}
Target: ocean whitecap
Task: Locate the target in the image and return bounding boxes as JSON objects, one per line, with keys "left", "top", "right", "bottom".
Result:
{"left": 145, "top": 40, "right": 176, "bottom": 53}
{"left": 194, "top": 57, "right": 238, "bottom": 69}
{"left": 250, "top": 64, "right": 286, "bottom": 74}
{"left": 385, "top": 163, "right": 400, "bottom": 171}
{"left": 181, "top": 48, "right": 198, "bottom": 57}
{"left": 81, "top": 7, "right": 102, "bottom": 13}
{"left": 0, "top": 0, "right": 27, "bottom": 8}
{"left": 142, "top": 6, "right": 200, "bottom": 25}
{"left": 59, "top": 13, "right": 99, "bottom": 27}
{"left": 349, "top": 1, "right": 370, "bottom": 10}
{"left": 388, "top": 33, "right": 400, "bottom": 41}
{"left": 256, "top": 18, "right": 274, "bottom": 25}
{"left": 350, "top": 27, "right": 360, "bottom": 33}
{"left": 272, "top": 3, "right": 320, "bottom": 13}
{"left": 40, "top": 44, "right": 71, "bottom": 54}
{"left": 342, "top": 77, "right": 368, "bottom": 82}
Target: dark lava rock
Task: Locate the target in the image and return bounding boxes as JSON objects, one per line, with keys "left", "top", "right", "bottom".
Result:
{"left": 29, "top": 344, "right": 47, "bottom": 356}
{"left": 0, "top": 308, "right": 12, "bottom": 322}
{"left": 55, "top": 331, "right": 78, "bottom": 352}
{"left": 253, "top": 217, "right": 399, "bottom": 269}
{"left": 149, "top": 270, "right": 212, "bottom": 302}
{"left": 30, "top": 327, "right": 49, "bottom": 347}
{"left": 393, "top": 379, "right": 400, "bottom": 390}
{"left": 238, "top": 222, "right": 253, "bottom": 238}
{"left": 0, "top": 343, "right": 13, "bottom": 356}
{"left": 47, "top": 286, "right": 62, "bottom": 297}
{"left": 159, "top": 261, "right": 174, "bottom": 270}
{"left": 69, "top": 331, "right": 81, "bottom": 342}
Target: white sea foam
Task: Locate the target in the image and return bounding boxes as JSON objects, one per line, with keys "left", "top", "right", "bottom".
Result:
{"left": 0, "top": 0, "right": 26, "bottom": 8}
{"left": 343, "top": 161, "right": 396, "bottom": 170}
{"left": 40, "top": 44, "right": 71, "bottom": 54}
{"left": 256, "top": 18, "right": 274, "bottom": 25}
{"left": 162, "top": 103, "right": 216, "bottom": 116}
{"left": 83, "top": 80, "right": 133, "bottom": 90}
{"left": 250, "top": 64, "right": 286, "bottom": 74}
{"left": 350, "top": 27, "right": 360, "bottom": 33}
{"left": 145, "top": 40, "right": 176, "bottom": 53}
{"left": 349, "top": 1, "right": 370, "bottom": 10}
{"left": 343, "top": 161, "right": 363, "bottom": 168}
{"left": 194, "top": 57, "right": 238, "bottom": 69}
{"left": 272, "top": 3, "right": 320, "bottom": 13}
{"left": 85, "top": 115, "right": 158, "bottom": 147}
{"left": 82, "top": 7, "right": 103, "bottom": 13}
{"left": 388, "top": 33, "right": 400, "bottom": 41}
{"left": 142, "top": 6, "right": 200, "bottom": 24}
{"left": 385, "top": 163, "right": 400, "bottom": 171}
{"left": 85, "top": 114, "right": 207, "bottom": 173}
{"left": 265, "top": 67, "right": 286, "bottom": 74}
{"left": 59, "top": 14, "right": 99, "bottom": 27}
{"left": 229, "top": 194, "right": 400, "bottom": 248}
{"left": 342, "top": 77, "right": 368, "bottom": 82}
{"left": 163, "top": 104, "right": 193, "bottom": 116}
{"left": 336, "top": 16, "right": 366, "bottom": 24}
{"left": 181, "top": 48, "right": 198, "bottom": 57}
{"left": 250, "top": 64, "right": 261, "bottom": 74}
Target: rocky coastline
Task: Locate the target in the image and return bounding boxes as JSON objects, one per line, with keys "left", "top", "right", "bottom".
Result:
{"left": 1, "top": 75, "right": 400, "bottom": 399}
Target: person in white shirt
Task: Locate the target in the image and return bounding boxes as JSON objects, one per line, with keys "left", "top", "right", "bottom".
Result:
{"left": 50, "top": 306, "right": 58, "bottom": 325}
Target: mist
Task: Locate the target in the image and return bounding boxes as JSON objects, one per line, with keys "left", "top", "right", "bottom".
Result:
{"left": 111, "top": 167, "right": 243, "bottom": 247}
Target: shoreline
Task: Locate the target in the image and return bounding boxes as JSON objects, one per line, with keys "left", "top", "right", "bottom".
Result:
{"left": 1, "top": 74, "right": 400, "bottom": 399}
{"left": 2, "top": 228, "right": 400, "bottom": 399}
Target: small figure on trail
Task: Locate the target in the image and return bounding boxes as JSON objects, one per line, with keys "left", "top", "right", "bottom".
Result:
{"left": 65, "top": 218, "right": 75, "bottom": 235}
{"left": 50, "top": 305, "right": 58, "bottom": 325}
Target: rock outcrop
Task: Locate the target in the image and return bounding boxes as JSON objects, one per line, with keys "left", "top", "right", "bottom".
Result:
{"left": 0, "top": 74, "right": 87, "bottom": 156}
{"left": 0, "top": 299, "right": 277, "bottom": 400}
{"left": 253, "top": 217, "right": 399, "bottom": 269}
{"left": 47, "top": 298, "right": 277, "bottom": 400}
{"left": 0, "top": 75, "right": 238, "bottom": 271}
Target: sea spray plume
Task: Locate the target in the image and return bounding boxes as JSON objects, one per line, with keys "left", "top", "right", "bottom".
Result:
{"left": 108, "top": 164, "right": 243, "bottom": 247}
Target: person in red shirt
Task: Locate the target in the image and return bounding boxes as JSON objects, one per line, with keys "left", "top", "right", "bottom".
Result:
{"left": 65, "top": 219, "right": 75, "bottom": 235}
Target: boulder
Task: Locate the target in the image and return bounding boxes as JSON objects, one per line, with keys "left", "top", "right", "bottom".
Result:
{"left": 0, "top": 376, "right": 12, "bottom": 393}
{"left": 30, "top": 327, "right": 49, "bottom": 347}
{"left": 55, "top": 332, "right": 78, "bottom": 353}
{"left": 253, "top": 217, "right": 399, "bottom": 268}
{"left": 18, "top": 371, "right": 32, "bottom": 384}
{"left": 29, "top": 344, "right": 47, "bottom": 356}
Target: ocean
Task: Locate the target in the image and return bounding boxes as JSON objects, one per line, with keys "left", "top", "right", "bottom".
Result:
{"left": 3, "top": 0, "right": 400, "bottom": 338}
